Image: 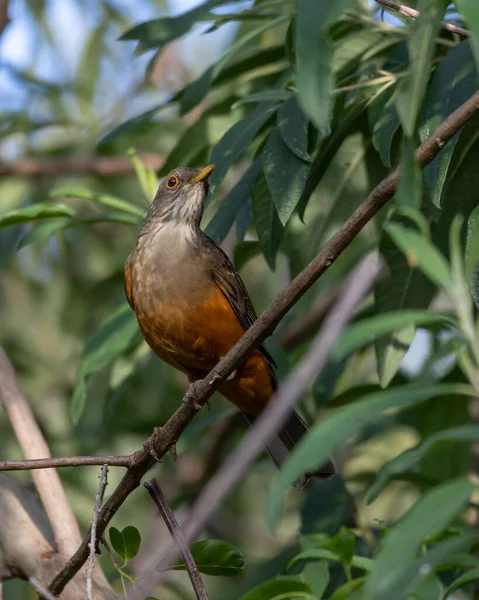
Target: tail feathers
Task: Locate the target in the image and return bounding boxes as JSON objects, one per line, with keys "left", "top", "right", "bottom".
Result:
{"left": 243, "top": 411, "right": 336, "bottom": 488}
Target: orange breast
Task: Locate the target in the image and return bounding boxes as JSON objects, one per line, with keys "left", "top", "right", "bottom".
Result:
{"left": 134, "top": 284, "right": 275, "bottom": 415}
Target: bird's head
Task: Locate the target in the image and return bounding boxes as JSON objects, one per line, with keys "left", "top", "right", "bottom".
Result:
{"left": 143, "top": 165, "right": 215, "bottom": 231}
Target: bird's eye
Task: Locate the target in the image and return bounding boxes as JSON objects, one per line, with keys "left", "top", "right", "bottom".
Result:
{"left": 167, "top": 175, "right": 179, "bottom": 189}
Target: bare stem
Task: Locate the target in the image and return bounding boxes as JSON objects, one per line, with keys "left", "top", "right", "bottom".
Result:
{"left": 144, "top": 480, "right": 209, "bottom": 600}
{"left": 87, "top": 466, "right": 109, "bottom": 600}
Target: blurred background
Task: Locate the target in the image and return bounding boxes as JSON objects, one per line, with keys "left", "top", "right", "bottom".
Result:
{"left": 0, "top": 1, "right": 461, "bottom": 598}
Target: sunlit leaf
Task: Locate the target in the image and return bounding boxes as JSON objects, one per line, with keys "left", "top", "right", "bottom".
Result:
{"left": 0, "top": 203, "right": 77, "bottom": 229}
{"left": 268, "top": 383, "right": 474, "bottom": 525}
{"left": 51, "top": 187, "right": 144, "bottom": 217}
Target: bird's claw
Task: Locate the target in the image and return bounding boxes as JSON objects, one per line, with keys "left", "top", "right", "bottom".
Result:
{"left": 183, "top": 385, "right": 202, "bottom": 411}
{"left": 144, "top": 427, "right": 162, "bottom": 463}
{"left": 167, "top": 442, "right": 177, "bottom": 462}
{"left": 226, "top": 369, "right": 237, "bottom": 381}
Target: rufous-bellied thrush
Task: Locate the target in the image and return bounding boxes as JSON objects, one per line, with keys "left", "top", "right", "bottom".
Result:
{"left": 125, "top": 165, "right": 335, "bottom": 482}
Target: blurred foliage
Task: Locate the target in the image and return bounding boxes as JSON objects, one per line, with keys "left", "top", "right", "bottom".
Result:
{"left": 2, "top": 0, "right": 479, "bottom": 599}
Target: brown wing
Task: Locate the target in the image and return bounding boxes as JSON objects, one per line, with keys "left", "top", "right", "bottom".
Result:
{"left": 200, "top": 232, "right": 277, "bottom": 375}
{"left": 124, "top": 254, "right": 135, "bottom": 309}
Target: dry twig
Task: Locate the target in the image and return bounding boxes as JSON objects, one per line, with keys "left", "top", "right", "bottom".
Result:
{"left": 145, "top": 480, "right": 209, "bottom": 600}
{"left": 87, "top": 466, "right": 109, "bottom": 600}
{"left": 376, "top": 0, "right": 469, "bottom": 37}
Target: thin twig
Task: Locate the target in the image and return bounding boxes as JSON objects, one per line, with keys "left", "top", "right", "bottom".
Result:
{"left": 87, "top": 466, "right": 109, "bottom": 600}
{"left": 0, "top": 347, "right": 82, "bottom": 557}
{"left": 376, "top": 0, "right": 469, "bottom": 37}
{"left": 144, "top": 480, "right": 209, "bottom": 600}
{"left": 0, "top": 456, "right": 132, "bottom": 471}
{"left": 0, "top": 154, "right": 164, "bottom": 178}
{"left": 29, "top": 577, "right": 57, "bottom": 600}
{"left": 47, "top": 89, "right": 479, "bottom": 596}
{"left": 164, "top": 252, "right": 385, "bottom": 558}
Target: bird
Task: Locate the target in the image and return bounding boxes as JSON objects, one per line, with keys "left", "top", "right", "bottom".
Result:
{"left": 124, "top": 165, "right": 335, "bottom": 484}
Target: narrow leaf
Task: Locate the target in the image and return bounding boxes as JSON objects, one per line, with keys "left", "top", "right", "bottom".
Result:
{"left": 367, "top": 479, "right": 475, "bottom": 600}
{"left": 251, "top": 171, "right": 284, "bottom": 269}
{"left": 456, "top": 0, "right": 479, "bottom": 73}
{"left": 51, "top": 187, "right": 144, "bottom": 217}
{"left": 0, "top": 203, "right": 77, "bottom": 229}
{"left": 263, "top": 129, "right": 310, "bottom": 225}
{"left": 296, "top": 0, "right": 354, "bottom": 131}
{"left": 267, "top": 383, "right": 474, "bottom": 525}
{"left": 277, "top": 96, "right": 311, "bottom": 162}
{"left": 395, "top": 0, "right": 449, "bottom": 137}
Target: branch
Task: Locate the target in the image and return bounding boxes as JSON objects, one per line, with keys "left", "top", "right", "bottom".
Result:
{"left": 172, "top": 252, "right": 384, "bottom": 552}
{"left": 0, "top": 455, "right": 132, "bottom": 471}
{"left": 0, "top": 474, "right": 117, "bottom": 599}
{"left": 87, "top": 466, "right": 109, "bottom": 600}
{"left": 0, "top": 347, "right": 82, "bottom": 557}
{"left": 0, "top": 0, "right": 9, "bottom": 37}
{"left": 0, "top": 154, "right": 164, "bottom": 178}
{"left": 375, "top": 0, "right": 469, "bottom": 37}
{"left": 44, "top": 88, "right": 479, "bottom": 595}
{"left": 144, "top": 480, "right": 209, "bottom": 600}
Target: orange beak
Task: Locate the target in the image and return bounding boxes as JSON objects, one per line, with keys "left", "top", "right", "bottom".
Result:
{"left": 189, "top": 164, "right": 215, "bottom": 184}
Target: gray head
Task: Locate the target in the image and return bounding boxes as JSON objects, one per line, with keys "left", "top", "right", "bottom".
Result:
{"left": 140, "top": 165, "right": 215, "bottom": 235}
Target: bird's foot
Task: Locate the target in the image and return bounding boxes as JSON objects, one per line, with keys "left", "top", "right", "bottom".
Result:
{"left": 144, "top": 427, "right": 162, "bottom": 463}
{"left": 183, "top": 383, "right": 202, "bottom": 411}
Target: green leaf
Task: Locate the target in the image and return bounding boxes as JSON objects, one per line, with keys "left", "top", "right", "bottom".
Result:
{"left": 466, "top": 204, "right": 479, "bottom": 308}
{"left": 71, "top": 304, "right": 139, "bottom": 423}
{"left": 442, "top": 565, "right": 479, "bottom": 598}
{"left": 301, "top": 475, "right": 353, "bottom": 537}
{"left": 120, "top": 0, "right": 230, "bottom": 51}
{"left": 234, "top": 241, "right": 262, "bottom": 271}
{"left": 267, "top": 383, "right": 474, "bottom": 525}
{"left": 456, "top": 0, "right": 479, "bottom": 73}
{"left": 208, "top": 106, "right": 277, "bottom": 201}
{"left": 396, "top": 137, "right": 422, "bottom": 209}
{"left": 329, "top": 577, "right": 365, "bottom": 600}
{"left": 240, "top": 577, "right": 314, "bottom": 600}
{"left": 50, "top": 187, "right": 144, "bottom": 217}
{"left": 251, "top": 170, "right": 284, "bottom": 269}
{"left": 395, "top": 0, "right": 449, "bottom": 137}
{"left": 384, "top": 223, "right": 453, "bottom": 293}
{"left": 0, "top": 203, "right": 77, "bottom": 229}
{"left": 419, "top": 41, "right": 479, "bottom": 207}
{"left": 368, "top": 425, "right": 479, "bottom": 504}
{"left": 277, "top": 96, "right": 311, "bottom": 162}
{"left": 205, "top": 160, "right": 262, "bottom": 244}
{"left": 232, "top": 90, "right": 293, "bottom": 109}
{"left": 263, "top": 129, "right": 310, "bottom": 225}
{"left": 19, "top": 215, "right": 140, "bottom": 249}
{"left": 334, "top": 310, "right": 454, "bottom": 360}
{"left": 302, "top": 561, "right": 329, "bottom": 599}
{"left": 289, "top": 549, "right": 373, "bottom": 573}
{"left": 366, "top": 478, "right": 475, "bottom": 600}
{"left": 180, "top": 16, "right": 288, "bottom": 115}
{"left": 109, "top": 526, "right": 141, "bottom": 562}
{"left": 372, "top": 90, "right": 400, "bottom": 168}
{"left": 171, "top": 540, "right": 245, "bottom": 576}
{"left": 327, "top": 527, "right": 356, "bottom": 566}
{"left": 295, "top": 0, "right": 354, "bottom": 131}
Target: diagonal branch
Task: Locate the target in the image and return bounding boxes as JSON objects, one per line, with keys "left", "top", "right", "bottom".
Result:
{"left": 375, "top": 0, "right": 469, "bottom": 37}
{"left": 48, "top": 88, "right": 479, "bottom": 597}
{"left": 144, "top": 480, "right": 209, "bottom": 600}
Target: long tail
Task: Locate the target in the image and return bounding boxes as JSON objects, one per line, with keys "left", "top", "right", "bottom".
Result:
{"left": 243, "top": 411, "right": 336, "bottom": 488}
